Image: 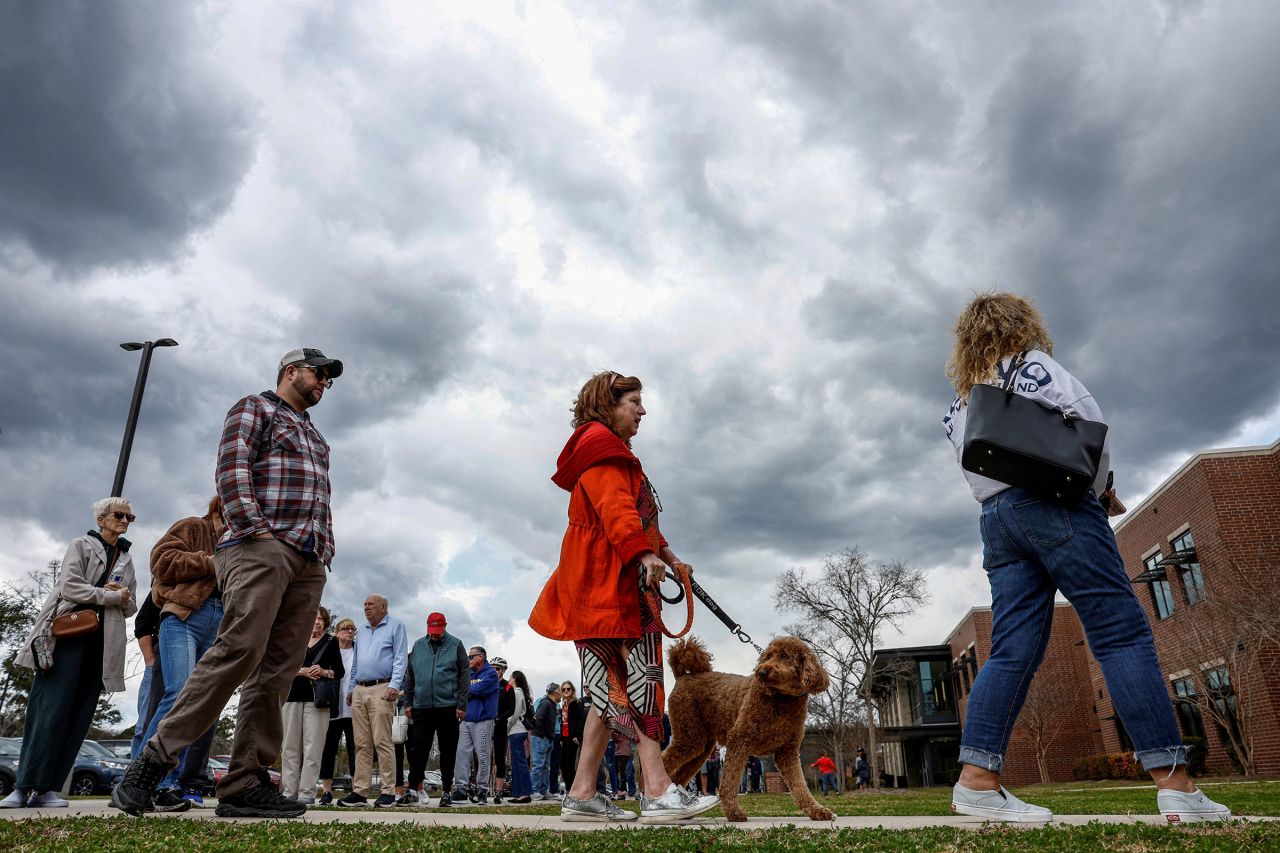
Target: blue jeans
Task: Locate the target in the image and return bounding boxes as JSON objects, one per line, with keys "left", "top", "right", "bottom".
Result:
{"left": 508, "top": 733, "right": 531, "bottom": 798}
{"left": 959, "top": 487, "right": 1186, "bottom": 774}
{"left": 131, "top": 663, "right": 155, "bottom": 759}
{"left": 818, "top": 771, "right": 837, "bottom": 793}
{"left": 530, "top": 735, "right": 554, "bottom": 796}
{"left": 143, "top": 596, "right": 224, "bottom": 790}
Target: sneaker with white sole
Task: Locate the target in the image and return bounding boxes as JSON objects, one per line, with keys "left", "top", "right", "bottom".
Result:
{"left": 561, "top": 792, "right": 639, "bottom": 822}
{"left": 26, "top": 791, "right": 70, "bottom": 809}
{"left": 951, "top": 784, "right": 1052, "bottom": 823}
{"left": 1158, "top": 788, "right": 1232, "bottom": 823}
{"left": 1, "top": 790, "right": 29, "bottom": 808}
{"left": 640, "top": 784, "right": 720, "bottom": 823}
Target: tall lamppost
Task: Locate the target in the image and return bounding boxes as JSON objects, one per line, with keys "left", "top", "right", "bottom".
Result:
{"left": 111, "top": 338, "right": 178, "bottom": 497}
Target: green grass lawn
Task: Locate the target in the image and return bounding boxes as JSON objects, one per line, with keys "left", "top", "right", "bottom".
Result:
{"left": 429, "top": 778, "right": 1280, "bottom": 818}
{"left": 2, "top": 818, "right": 1278, "bottom": 852}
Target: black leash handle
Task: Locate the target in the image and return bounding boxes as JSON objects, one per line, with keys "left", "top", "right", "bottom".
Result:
{"left": 690, "top": 578, "right": 763, "bottom": 654}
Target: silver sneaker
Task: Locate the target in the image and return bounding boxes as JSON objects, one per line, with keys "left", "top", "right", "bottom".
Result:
{"left": 561, "top": 792, "right": 639, "bottom": 822}
{"left": 951, "top": 784, "right": 1052, "bottom": 823}
{"left": 1158, "top": 788, "right": 1232, "bottom": 823}
{"left": 1, "top": 790, "right": 29, "bottom": 809}
{"left": 640, "top": 784, "right": 720, "bottom": 823}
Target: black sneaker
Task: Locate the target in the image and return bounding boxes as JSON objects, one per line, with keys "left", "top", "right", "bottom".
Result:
{"left": 151, "top": 789, "right": 193, "bottom": 813}
{"left": 373, "top": 794, "right": 396, "bottom": 808}
{"left": 317, "top": 791, "right": 332, "bottom": 805}
{"left": 215, "top": 783, "right": 307, "bottom": 818}
{"left": 110, "top": 756, "right": 170, "bottom": 816}
{"left": 437, "top": 792, "right": 452, "bottom": 807}
{"left": 335, "top": 793, "right": 368, "bottom": 808}
{"left": 475, "top": 792, "right": 489, "bottom": 804}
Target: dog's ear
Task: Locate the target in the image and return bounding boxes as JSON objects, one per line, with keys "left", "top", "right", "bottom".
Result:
{"left": 801, "top": 647, "right": 829, "bottom": 695}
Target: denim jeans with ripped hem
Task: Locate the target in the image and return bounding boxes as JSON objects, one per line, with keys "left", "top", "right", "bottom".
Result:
{"left": 958, "top": 487, "right": 1186, "bottom": 776}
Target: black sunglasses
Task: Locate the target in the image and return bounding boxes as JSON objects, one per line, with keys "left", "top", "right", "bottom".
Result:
{"left": 111, "top": 511, "right": 137, "bottom": 522}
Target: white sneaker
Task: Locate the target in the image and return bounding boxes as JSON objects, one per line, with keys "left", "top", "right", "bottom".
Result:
{"left": 1158, "top": 788, "right": 1232, "bottom": 823}
{"left": 639, "top": 784, "right": 720, "bottom": 823}
{"left": 951, "top": 784, "right": 1052, "bottom": 823}
{"left": 26, "top": 791, "right": 70, "bottom": 809}
{"left": 1, "top": 790, "right": 29, "bottom": 808}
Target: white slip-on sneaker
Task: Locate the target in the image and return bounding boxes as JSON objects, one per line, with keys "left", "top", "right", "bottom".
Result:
{"left": 951, "top": 784, "right": 1052, "bottom": 823}
{"left": 26, "top": 791, "right": 70, "bottom": 809}
{"left": 1158, "top": 788, "right": 1232, "bottom": 823}
{"left": 1, "top": 790, "right": 29, "bottom": 808}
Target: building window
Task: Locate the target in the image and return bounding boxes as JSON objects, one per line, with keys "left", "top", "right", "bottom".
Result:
{"left": 1145, "top": 553, "right": 1176, "bottom": 619}
{"left": 1170, "top": 677, "right": 1205, "bottom": 740}
{"left": 1170, "top": 530, "right": 1205, "bottom": 605}
{"left": 919, "top": 659, "right": 954, "bottom": 719}
{"left": 1204, "top": 666, "right": 1240, "bottom": 745}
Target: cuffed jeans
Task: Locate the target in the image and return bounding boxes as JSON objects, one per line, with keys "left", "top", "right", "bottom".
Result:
{"left": 453, "top": 719, "right": 494, "bottom": 794}
{"left": 144, "top": 539, "right": 326, "bottom": 799}
{"left": 530, "top": 734, "right": 554, "bottom": 796}
{"left": 143, "top": 596, "right": 224, "bottom": 791}
{"left": 959, "top": 487, "right": 1186, "bottom": 774}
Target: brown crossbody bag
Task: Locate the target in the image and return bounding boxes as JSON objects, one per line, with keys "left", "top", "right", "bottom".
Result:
{"left": 51, "top": 556, "right": 114, "bottom": 638}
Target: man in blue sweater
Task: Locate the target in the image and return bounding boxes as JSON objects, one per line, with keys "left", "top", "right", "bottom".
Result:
{"left": 451, "top": 646, "right": 499, "bottom": 803}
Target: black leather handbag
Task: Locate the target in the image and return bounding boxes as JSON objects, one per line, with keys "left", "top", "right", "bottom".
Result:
{"left": 961, "top": 352, "right": 1108, "bottom": 502}
{"left": 311, "top": 635, "right": 339, "bottom": 708}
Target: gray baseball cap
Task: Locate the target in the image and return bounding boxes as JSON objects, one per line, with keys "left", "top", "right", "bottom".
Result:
{"left": 279, "top": 347, "right": 343, "bottom": 378}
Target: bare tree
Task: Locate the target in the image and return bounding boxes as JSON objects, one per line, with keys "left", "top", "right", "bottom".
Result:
{"left": 1017, "top": 668, "right": 1071, "bottom": 783}
{"left": 776, "top": 548, "right": 929, "bottom": 788}
{"left": 0, "top": 561, "right": 59, "bottom": 735}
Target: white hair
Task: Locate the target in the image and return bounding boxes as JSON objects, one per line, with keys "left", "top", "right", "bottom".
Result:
{"left": 92, "top": 497, "right": 132, "bottom": 523}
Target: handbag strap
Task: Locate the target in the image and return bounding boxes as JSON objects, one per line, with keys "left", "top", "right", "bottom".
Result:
{"left": 999, "top": 351, "right": 1029, "bottom": 395}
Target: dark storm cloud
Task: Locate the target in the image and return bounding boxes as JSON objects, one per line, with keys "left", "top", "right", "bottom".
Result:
{"left": 0, "top": 0, "right": 256, "bottom": 269}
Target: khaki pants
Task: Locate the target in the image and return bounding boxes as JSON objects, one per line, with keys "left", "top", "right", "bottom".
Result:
{"left": 351, "top": 684, "right": 396, "bottom": 796}
{"left": 145, "top": 539, "right": 326, "bottom": 799}
{"left": 280, "top": 700, "right": 330, "bottom": 800}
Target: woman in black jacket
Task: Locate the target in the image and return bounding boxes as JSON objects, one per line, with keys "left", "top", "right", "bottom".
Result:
{"left": 279, "top": 607, "right": 344, "bottom": 804}
{"left": 559, "top": 681, "right": 587, "bottom": 791}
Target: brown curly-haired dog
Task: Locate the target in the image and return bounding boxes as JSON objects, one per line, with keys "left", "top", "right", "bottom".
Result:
{"left": 662, "top": 636, "right": 833, "bottom": 822}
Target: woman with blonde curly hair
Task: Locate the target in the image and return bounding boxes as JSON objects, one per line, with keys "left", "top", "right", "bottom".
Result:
{"left": 529, "top": 371, "right": 719, "bottom": 823}
{"left": 942, "top": 293, "right": 1229, "bottom": 824}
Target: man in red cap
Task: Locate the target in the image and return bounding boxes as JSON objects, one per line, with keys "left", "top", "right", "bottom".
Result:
{"left": 401, "top": 612, "right": 469, "bottom": 806}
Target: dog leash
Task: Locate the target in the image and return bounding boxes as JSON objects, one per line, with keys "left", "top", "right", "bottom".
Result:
{"left": 647, "top": 571, "right": 763, "bottom": 654}
{"left": 641, "top": 562, "right": 696, "bottom": 640}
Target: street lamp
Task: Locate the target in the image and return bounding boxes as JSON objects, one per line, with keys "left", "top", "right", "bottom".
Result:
{"left": 111, "top": 338, "right": 178, "bottom": 497}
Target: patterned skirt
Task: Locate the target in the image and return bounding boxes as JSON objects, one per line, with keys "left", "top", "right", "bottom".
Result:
{"left": 575, "top": 596, "right": 664, "bottom": 743}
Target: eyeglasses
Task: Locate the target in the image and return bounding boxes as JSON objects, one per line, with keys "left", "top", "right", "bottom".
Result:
{"left": 561, "top": 686, "right": 574, "bottom": 692}
{"left": 292, "top": 363, "right": 334, "bottom": 388}
{"left": 338, "top": 626, "right": 356, "bottom": 632}
{"left": 111, "top": 512, "right": 136, "bottom": 522}
{"left": 469, "top": 653, "right": 483, "bottom": 659}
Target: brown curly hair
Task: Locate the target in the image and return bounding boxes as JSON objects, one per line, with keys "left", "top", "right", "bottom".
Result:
{"left": 946, "top": 292, "right": 1054, "bottom": 399}
{"left": 571, "top": 371, "right": 643, "bottom": 440}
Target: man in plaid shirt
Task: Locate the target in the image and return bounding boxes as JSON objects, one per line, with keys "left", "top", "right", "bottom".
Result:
{"left": 115, "top": 348, "right": 343, "bottom": 819}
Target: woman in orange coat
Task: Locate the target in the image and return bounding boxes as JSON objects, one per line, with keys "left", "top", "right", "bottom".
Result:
{"left": 529, "top": 372, "right": 718, "bottom": 823}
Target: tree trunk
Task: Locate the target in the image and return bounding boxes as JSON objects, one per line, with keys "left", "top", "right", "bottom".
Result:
{"left": 863, "top": 683, "right": 880, "bottom": 788}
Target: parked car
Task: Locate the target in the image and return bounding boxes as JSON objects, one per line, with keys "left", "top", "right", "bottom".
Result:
{"left": 211, "top": 755, "right": 280, "bottom": 790}
{"left": 0, "top": 737, "right": 20, "bottom": 796}
{"left": 73, "top": 740, "right": 129, "bottom": 795}
{"left": 95, "top": 739, "right": 133, "bottom": 759}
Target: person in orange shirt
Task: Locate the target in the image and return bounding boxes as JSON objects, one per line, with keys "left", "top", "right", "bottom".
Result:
{"left": 529, "top": 371, "right": 719, "bottom": 824}
{"left": 810, "top": 750, "right": 839, "bottom": 795}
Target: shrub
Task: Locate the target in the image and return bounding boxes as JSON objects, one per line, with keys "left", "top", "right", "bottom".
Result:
{"left": 1071, "top": 751, "right": 1146, "bottom": 781}
{"left": 1183, "top": 736, "right": 1208, "bottom": 776}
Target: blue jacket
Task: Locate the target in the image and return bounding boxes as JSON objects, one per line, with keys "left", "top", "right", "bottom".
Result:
{"left": 465, "top": 661, "right": 499, "bottom": 722}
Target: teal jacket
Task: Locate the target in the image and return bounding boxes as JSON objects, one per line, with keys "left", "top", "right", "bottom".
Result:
{"left": 404, "top": 632, "right": 469, "bottom": 711}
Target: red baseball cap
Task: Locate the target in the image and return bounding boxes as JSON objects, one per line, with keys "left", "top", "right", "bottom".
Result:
{"left": 427, "top": 612, "right": 446, "bottom": 636}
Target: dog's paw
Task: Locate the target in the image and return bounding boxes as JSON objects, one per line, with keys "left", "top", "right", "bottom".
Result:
{"left": 807, "top": 806, "right": 835, "bottom": 821}
{"left": 724, "top": 806, "right": 749, "bottom": 822}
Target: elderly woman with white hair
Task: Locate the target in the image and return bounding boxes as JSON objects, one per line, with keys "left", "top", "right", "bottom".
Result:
{"left": 2, "top": 498, "right": 137, "bottom": 809}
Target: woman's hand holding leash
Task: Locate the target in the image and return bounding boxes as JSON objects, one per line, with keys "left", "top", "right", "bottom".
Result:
{"left": 640, "top": 552, "right": 668, "bottom": 588}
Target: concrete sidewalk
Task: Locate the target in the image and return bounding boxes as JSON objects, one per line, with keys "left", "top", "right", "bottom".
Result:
{"left": 1, "top": 800, "right": 1274, "bottom": 830}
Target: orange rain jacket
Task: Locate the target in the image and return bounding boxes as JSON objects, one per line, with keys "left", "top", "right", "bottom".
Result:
{"left": 528, "top": 422, "right": 666, "bottom": 641}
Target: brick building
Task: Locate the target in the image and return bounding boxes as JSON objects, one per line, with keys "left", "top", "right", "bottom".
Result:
{"left": 1106, "top": 437, "right": 1280, "bottom": 776}
{"left": 871, "top": 437, "right": 1280, "bottom": 786}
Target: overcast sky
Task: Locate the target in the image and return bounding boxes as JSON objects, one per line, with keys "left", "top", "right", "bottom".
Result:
{"left": 3, "top": 0, "right": 1278, "bottom": 725}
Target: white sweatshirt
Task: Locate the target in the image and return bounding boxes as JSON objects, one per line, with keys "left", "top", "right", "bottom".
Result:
{"left": 508, "top": 687, "right": 528, "bottom": 736}
{"left": 943, "top": 349, "right": 1110, "bottom": 503}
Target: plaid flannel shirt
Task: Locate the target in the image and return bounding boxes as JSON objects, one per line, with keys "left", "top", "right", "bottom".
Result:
{"left": 215, "top": 391, "right": 334, "bottom": 565}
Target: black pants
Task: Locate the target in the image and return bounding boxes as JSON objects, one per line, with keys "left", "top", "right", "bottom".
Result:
{"left": 408, "top": 707, "right": 460, "bottom": 792}
{"left": 18, "top": 629, "right": 104, "bottom": 792}
{"left": 178, "top": 725, "right": 216, "bottom": 790}
{"left": 549, "top": 735, "right": 562, "bottom": 794}
{"left": 394, "top": 741, "right": 405, "bottom": 787}
{"left": 319, "top": 718, "right": 355, "bottom": 780}
{"left": 494, "top": 716, "right": 508, "bottom": 781}
{"left": 560, "top": 739, "right": 579, "bottom": 791}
